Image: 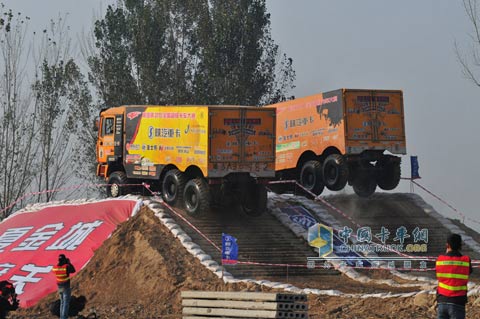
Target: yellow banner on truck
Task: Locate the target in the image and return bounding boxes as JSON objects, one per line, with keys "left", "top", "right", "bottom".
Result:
{"left": 124, "top": 106, "right": 209, "bottom": 177}
{"left": 118, "top": 105, "right": 275, "bottom": 179}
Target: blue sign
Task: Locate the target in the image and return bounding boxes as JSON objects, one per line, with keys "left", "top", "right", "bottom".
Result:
{"left": 281, "top": 206, "right": 370, "bottom": 267}
{"left": 411, "top": 156, "right": 420, "bottom": 179}
{"left": 222, "top": 233, "right": 238, "bottom": 265}
{"left": 280, "top": 206, "right": 317, "bottom": 230}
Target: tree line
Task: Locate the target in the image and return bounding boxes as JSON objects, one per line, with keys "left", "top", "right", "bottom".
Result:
{"left": 0, "top": 0, "right": 295, "bottom": 217}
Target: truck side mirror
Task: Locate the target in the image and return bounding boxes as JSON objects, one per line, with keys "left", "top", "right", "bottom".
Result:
{"left": 93, "top": 118, "right": 99, "bottom": 132}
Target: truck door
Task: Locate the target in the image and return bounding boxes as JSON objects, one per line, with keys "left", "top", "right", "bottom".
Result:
{"left": 344, "top": 90, "right": 405, "bottom": 151}
{"left": 209, "top": 107, "right": 275, "bottom": 178}
{"left": 242, "top": 108, "right": 275, "bottom": 167}
{"left": 209, "top": 108, "right": 243, "bottom": 163}
{"left": 97, "top": 114, "right": 124, "bottom": 165}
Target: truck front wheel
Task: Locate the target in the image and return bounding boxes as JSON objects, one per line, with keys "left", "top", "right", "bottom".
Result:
{"left": 107, "top": 171, "right": 129, "bottom": 197}
{"left": 183, "top": 178, "right": 210, "bottom": 216}
{"left": 162, "top": 169, "right": 186, "bottom": 205}
{"left": 322, "top": 154, "right": 349, "bottom": 191}
{"left": 300, "top": 160, "right": 324, "bottom": 195}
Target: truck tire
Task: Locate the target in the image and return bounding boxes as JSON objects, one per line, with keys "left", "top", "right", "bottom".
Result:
{"left": 242, "top": 183, "right": 267, "bottom": 217}
{"left": 300, "top": 160, "right": 324, "bottom": 195}
{"left": 162, "top": 169, "right": 186, "bottom": 205}
{"left": 352, "top": 169, "right": 377, "bottom": 198}
{"left": 183, "top": 178, "right": 210, "bottom": 216}
{"left": 107, "top": 171, "right": 129, "bottom": 197}
{"left": 322, "top": 154, "right": 349, "bottom": 191}
{"left": 376, "top": 158, "right": 401, "bottom": 190}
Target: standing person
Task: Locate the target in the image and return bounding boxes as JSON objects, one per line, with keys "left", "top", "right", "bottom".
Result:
{"left": 52, "top": 254, "right": 76, "bottom": 319}
{"left": 436, "top": 233, "right": 472, "bottom": 319}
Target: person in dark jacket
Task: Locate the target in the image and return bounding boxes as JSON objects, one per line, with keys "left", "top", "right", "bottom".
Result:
{"left": 52, "top": 254, "right": 76, "bottom": 319}
{"left": 0, "top": 280, "right": 18, "bottom": 319}
{"left": 436, "top": 233, "right": 472, "bottom": 319}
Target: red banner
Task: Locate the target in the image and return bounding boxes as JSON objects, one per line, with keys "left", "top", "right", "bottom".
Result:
{"left": 0, "top": 198, "right": 142, "bottom": 307}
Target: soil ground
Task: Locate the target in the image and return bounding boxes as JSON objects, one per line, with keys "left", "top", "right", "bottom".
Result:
{"left": 8, "top": 206, "right": 480, "bottom": 319}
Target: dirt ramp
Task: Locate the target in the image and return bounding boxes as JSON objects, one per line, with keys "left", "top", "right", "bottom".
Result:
{"left": 12, "top": 207, "right": 263, "bottom": 318}
{"left": 74, "top": 207, "right": 234, "bottom": 316}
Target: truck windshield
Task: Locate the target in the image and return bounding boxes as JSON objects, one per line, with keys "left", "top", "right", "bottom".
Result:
{"left": 103, "top": 117, "right": 114, "bottom": 136}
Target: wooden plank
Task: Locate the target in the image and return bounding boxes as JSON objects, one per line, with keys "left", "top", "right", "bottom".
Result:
{"left": 182, "top": 299, "right": 308, "bottom": 312}
{"left": 183, "top": 317, "right": 239, "bottom": 319}
{"left": 182, "top": 306, "right": 278, "bottom": 318}
{"left": 181, "top": 291, "right": 307, "bottom": 302}
{"left": 181, "top": 291, "right": 279, "bottom": 301}
{"left": 182, "top": 299, "right": 278, "bottom": 310}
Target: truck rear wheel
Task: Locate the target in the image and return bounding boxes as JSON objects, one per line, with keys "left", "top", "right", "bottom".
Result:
{"left": 300, "top": 160, "right": 324, "bottom": 195}
{"left": 376, "top": 158, "right": 401, "bottom": 190}
{"left": 183, "top": 178, "right": 210, "bottom": 216}
{"left": 352, "top": 169, "right": 377, "bottom": 198}
{"left": 242, "top": 183, "right": 267, "bottom": 217}
{"left": 162, "top": 169, "right": 186, "bottom": 205}
{"left": 107, "top": 171, "right": 129, "bottom": 197}
{"left": 322, "top": 154, "right": 349, "bottom": 191}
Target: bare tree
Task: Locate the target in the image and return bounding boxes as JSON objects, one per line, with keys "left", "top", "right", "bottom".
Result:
{"left": 0, "top": 5, "right": 38, "bottom": 217}
{"left": 78, "top": 13, "right": 106, "bottom": 189}
{"left": 456, "top": 0, "right": 480, "bottom": 86}
{"left": 0, "top": 6, "right": 94, "bottom": 217}
{"left": 32, "top": 16, "right": 93, "bottom": 202}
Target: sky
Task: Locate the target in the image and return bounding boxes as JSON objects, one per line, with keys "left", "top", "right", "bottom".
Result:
{"left": 3, "top": 0, "right": 480, "bottom": 231}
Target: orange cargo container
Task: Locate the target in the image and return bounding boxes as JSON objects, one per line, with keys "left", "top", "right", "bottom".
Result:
{"left": 267, "top": 89, "right": 406, "bottom": 197}
{"left": 96, "top": 105, "right": 276, "bottom": 216}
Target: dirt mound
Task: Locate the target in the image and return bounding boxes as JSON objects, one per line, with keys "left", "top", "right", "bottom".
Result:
{"left": 9, "top": 204, "right": 480, "bottom": 319}
{"left": 11, "top": 207, "right": 265, "bottom": 318}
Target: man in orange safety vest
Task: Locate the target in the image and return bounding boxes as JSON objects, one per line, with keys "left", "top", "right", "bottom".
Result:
{"left": 436, "top": 233, "right": 472, "bottom": 319}
{"left": 52, "top": 254, "right": 76, "bottom": 319}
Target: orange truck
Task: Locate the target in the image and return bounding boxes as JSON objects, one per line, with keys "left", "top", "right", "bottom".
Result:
{"left": 267, "top": 88, "right": 406, "bottom": 197}
{"left": 96, "top": 105, "right": 276, "bottom": 216}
